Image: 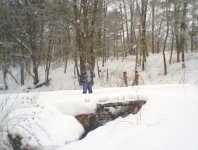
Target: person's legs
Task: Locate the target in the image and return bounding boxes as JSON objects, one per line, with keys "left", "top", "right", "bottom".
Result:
{"left": 87, "top": 82, "right": 93, "bottom": 93}
{"left": 83, "top": 83, "right": 88, "bottom": 94}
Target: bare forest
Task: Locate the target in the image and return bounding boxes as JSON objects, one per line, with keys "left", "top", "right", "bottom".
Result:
{"left": 0, "top": 0, "right": 198, "bottom": 90}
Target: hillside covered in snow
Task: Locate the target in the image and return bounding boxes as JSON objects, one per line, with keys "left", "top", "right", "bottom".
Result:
{"left": 0, "top": 51, "right": 198, "bottom": 150}
{"left": 0, "top": 52, "right": 198, "bottom": 93}
{"left": 0, "top": 51, "right": 197, "bottom": 150}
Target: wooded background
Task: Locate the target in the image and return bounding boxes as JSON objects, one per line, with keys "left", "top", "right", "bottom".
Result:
{"left": 0, "top": 0, "right": 198, "bottom": 89}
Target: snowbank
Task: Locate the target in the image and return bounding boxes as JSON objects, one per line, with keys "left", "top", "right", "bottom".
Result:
{"left": 55, "top": 84, "right": 198, "bottom": 150}
{"left": 1, "top": 84, "right": 198, "bottom": 150}
{"left": 0, "top": 94, "right": 84, "bottom": 149}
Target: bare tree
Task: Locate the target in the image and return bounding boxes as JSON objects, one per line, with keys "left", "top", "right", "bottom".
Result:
{"left": 123, "top": 0, "right": 130, "bottom": 55}
{"left": 136, "top": 0, "right": 149, "bottom": 71}
{"left": 162, "top": 0, "right": 170, "bottom": 75}
{"left": 120, "top": 3, "right": 127, "bottom": 57}
{"left": 180, "top": 0, "right": 187, "bottom": 68}
{"left": 151, "top": 0, "right": 156, "bottom": 54}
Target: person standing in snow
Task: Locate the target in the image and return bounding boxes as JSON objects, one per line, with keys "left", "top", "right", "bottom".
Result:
{"left": 80, "top": 63, "right": 94, "bottom": 94}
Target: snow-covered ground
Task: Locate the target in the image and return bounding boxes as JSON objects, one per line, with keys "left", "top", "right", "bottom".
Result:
{"left": 0, "top": 93, "right": 84, "bottom": 150}
{"left": 1, "top": 84, "right": 198, "bottom": 149}
{"left": 44, "top": 84, "right": 197, "bottom": 150}
{"left": 54, "top": 84, "right": 198, "bottom": 150}
{"left": 0, "top": 52, "right": 198, "bottom": 149}
{"left": 0, "top": 52, "right": 198, "bottom": 93}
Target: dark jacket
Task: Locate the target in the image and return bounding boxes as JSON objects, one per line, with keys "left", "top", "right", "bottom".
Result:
{"left": 80, "top": 69, "right": 94, "bottom": 85}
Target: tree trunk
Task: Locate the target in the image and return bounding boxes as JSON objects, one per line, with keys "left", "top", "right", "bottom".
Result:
{"left": 29, "top": 14, "right": 39, "bottom": 85}
{"left": 113, "top": 32, "right": 116, "bottom": 57}
{"left": 120, "top": 3, "right": 126, "bottom": 57}
{"left": 72, "top": 0, "right": 85, "bottom": 72}
{"left": 151, "top": 1, "right": 155, "bottom": 54}
{"left": 190, "top": 23, "right": 194, "bottom": 52}
{"left": 123, "top": 0, "right": 130, "bottom": 55}
{"left": 123, "top": 72, "right": 128, "bottom": 86}
{"left": 190, "top": 0, "right": 195, "bottom": 52}
{"left": 64, "top": 59, "right": 67, "bottom": 74}
{"left": 32, "top": 58, "right": 39, "bottom": 85}
{"left": 130, "top": 1, "right": 135, "bottom": 55}
{"left": 102, "top": 17, "right": 106, "bottom": 67}
{"left": 136, "top": 0, "right": 148, "bottom": 71}
{"left": 3, "top": 65, "right": 8, "bottom": 90}
{"left": 132, "top": 71, "right": 139, "bottom": 86}
{"left": 45, "top": 26, "right": 55, "bottom": 85}
{"left": 169, "top": 34, "right": 174, "bottom": 64}
{"left": 88, "top": 0, "right": 98, "bottom": 70}
{"left": 103, "top": 1, "right": 107, "bottom": 66}
{"left": 156, "top": 19, "right": 163, "bottom": 53}
{"left": 75, "top": 59, "right": 80, "bottom": 82}
{"left": 97, "top": 59, "right": 100, "bottom": 78}
{"left": 180, "top": 0, "right": 187, "bottom": 68}
{"left": 20, "top": 63, "right": 25, "bottom": 86}
{"left": 135, "top": 43, "right": 138, "bottom": 71}
{"left": 174, "top": 4, "right": 180, "bottom": 63}
{"left": 20, "top": 43, "right": 25, "bottom": 86}
{"left": 163, "top": 39, "right": 168, "bottom": 75}
{"left": 162, "top": 0, "right": 170, "bottom": 75}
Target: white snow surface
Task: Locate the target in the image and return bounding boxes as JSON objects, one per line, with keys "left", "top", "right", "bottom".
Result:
{"left": 0, "top": 52, "right": 198, "bottom": 93}
{"left": 0, "top": 52, "right": 198, "bottom": 149}
{"left": 1, "top": 84, "right": 198, "bottom": 150}
{"left": 0, "top": 93, "right": 84, "bottom": 149}
{"left": 55, "top": 84, "right": 198, "bottom": 150}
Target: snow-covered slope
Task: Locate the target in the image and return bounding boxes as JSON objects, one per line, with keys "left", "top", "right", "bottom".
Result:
{"left": 0, "top": 52, "right": 198, "bottom": 93}
{"left": 0, "top": 52, "right": 198, "bottom": 150}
